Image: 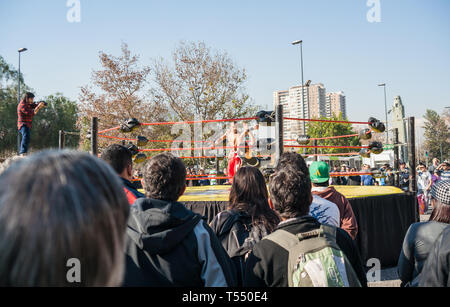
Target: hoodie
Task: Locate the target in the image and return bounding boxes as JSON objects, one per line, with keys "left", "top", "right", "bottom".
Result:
{"left": 122, "top": 198, "right": 237, "bottom": 287}
{"left": 312, "top": 186, "right": 359, "bottom": 240}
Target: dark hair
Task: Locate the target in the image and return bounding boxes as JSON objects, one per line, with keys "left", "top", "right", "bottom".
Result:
{"left": 0, "top": 150, "right": 129, "bottom": 286}
{"left": 229, "top": 167, "right": 280, "bottom": 232}
{"left": 430, "top": 199, "right": 450, "bottom": 224}
{"left": 143, "top": 153, "right": 186, "bottom": 201}
{"left": 269, "top": 166, "right": 312, "bottom": 219}
{"left": 101, "top": 144, "right": 132, "bottom": 175}
{"left": 22, "top": 92, "right": 35, "bottom": 102}
{"left": 313, "top": 180, "right": 329, "bottom": 187}
{"left": 275, "top": 152, "right": 308, "bottom": 174}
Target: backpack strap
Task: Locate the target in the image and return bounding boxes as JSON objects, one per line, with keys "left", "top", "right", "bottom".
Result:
{"left": 320, "top": 224, "right": 337, "bottom": 241}
{"left": 263, "top": 229, "right": 300, "bottom": 251}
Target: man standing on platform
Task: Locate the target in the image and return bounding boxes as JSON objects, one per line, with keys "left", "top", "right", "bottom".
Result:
{"left": 17, "top": 92, "right": 46, "bottom": 156}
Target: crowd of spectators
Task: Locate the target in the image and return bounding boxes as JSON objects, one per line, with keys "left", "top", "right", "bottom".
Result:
{"left": 0, "top": 147, "right": 448, "bottom": 287}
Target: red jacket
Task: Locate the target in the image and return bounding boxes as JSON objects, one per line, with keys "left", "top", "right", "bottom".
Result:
{"left": 17, "top": 100, "right": 37, "bottom": 130}
{"left": 312, "top": 186, "right": 359, "bottom": 240}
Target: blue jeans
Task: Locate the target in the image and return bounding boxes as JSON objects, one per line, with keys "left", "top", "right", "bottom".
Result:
{"left": 19, "top": 125, "right": 31, "bottom": 154}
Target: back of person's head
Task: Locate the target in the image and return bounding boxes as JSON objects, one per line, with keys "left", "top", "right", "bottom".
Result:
{"left": 430, "top": 180, "right": 450, "bottom": 224}
{"left": 269, "top": 166, "right": 312, "bottom": 219}
{"left": 0, "top": 150, "right": 129, "bottom": 286}
{"left": 229, "top": 167, "right": 280, "bottom": 232}
{"left": 275, "top": 152, "right": 308, "bottom": 174}
{"left": 309, "top": 161, "right": 330, "bottom": 187}
{"left": 0, "top": 156, "right": 23, "bottom": 175}
{"left": 143, "top": 153, "right": 186, "bottom": 201}
{"left": 101, "top": 144, "right": 132, "bottom": 175}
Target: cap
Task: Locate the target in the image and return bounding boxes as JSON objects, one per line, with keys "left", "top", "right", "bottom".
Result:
{"left": 431, "top": 180, "right": 450, "bottom": 205}
{"left": 309, "top": 161, "right": 330, "bottom": 184}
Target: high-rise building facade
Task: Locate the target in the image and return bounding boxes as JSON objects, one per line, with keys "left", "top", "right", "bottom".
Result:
{"left": 325, "top": 91, "right": 347, "bottom": 119}
{"left": 274, "top": 84, "right": 347, "bottom": 141}
{"left": 273, "top": 83, "right": 326, "bottom": 138}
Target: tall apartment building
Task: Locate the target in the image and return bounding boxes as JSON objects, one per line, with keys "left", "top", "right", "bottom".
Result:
{"left": 273, "top": 83, "right": 326, "bottom": 138}
{"left": 325, "top": 91, "right": 347, "bottom": 119}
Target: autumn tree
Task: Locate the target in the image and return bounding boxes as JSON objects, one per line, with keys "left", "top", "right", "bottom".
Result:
{"left": 423, "top": 109, "right": 449, "bottom": 160}
{"left": 150, "top": 41, "right": 256, "bottom": 122}
{"left": 78, "top": 43, "right": 168, "bottom": 150}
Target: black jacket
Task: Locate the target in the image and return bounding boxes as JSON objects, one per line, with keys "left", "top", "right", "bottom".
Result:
{"left": 210, "top": 210, "right": 270, "bottom": 286}
{"left": 121, "top": 178, "right": 145, "bottom": 205}
{"left": 419, "top": 225, "right": 450, "bottom": 287}
{"left": 123, "top": 198, "right": 237, "bottom": 287}
{"left": 347, "top": 176, "right": 361, "bottom": 186}
{"left": 397, "top": 221, "right": 448, "bottom": 286}
{"left": 244, "top": 215, "right": 367, "bottom": 287}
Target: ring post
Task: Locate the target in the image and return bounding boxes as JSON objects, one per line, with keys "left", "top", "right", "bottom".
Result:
{"left": 313, "top": 139, "right": 318, "bottom": 161}
{"left": 91, "top": 117, "right": 98, "bottom": 156}
{"left": 58, "top": 130, "right": 65, "bottom": 150}
{"left": 275, "top": 105, "right": 284, "bottom": 164}
{"left": 407, "top": 117, "right": 418, "bottom": 221}
{"left": 393, "top": 128, "right": 399, "bottom": 187}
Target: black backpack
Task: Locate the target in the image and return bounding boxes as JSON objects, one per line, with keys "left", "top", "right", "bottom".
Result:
{"left": 211, "top": 211, "right": 268, "bottom": 284}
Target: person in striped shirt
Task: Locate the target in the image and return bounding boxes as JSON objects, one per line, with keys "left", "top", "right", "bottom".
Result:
{"left": 437, "top": 162, "right": 450, "bottom": 182}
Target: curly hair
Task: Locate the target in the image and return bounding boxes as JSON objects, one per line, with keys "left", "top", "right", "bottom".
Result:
{"left": 275, "top": 152, "right": 308, "bottom": 174}
{"left": 269, "top": 166, "right": 312, "bottom": 219}
{"left": 143, "top": 153, "right": 187, "bottom": 201}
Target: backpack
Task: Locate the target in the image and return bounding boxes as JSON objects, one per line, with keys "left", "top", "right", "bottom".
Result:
{"left": 218, "top": 212, "right": 267, "bottom": 259}
{"left": 264, "top": 224, "right": 361, "bottom": 287}
{"left": 213, "top": 211, "right": 267, "bottom": 285}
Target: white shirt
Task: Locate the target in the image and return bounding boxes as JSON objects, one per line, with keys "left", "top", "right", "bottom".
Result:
{"left": 309, "top": 195, "right": 340, "bottom": 227}
{"left": 417, "top": 171, "right": 431, "bottom": 191}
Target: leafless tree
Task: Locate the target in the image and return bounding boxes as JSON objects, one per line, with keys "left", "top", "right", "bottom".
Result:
{"left": 150, "top": 41, "right": 256, "bottom": 123}
{"left": 78, "top": 43, "right": 168, "bottom": 149}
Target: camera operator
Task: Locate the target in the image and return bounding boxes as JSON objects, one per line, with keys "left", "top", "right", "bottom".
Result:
{"left": 17, "top": 92, "right": 46, "bottom": 156}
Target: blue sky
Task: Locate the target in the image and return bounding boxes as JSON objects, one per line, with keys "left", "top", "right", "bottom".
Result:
{"left": 1, "top": 0, "right": 449, "bottom": 126}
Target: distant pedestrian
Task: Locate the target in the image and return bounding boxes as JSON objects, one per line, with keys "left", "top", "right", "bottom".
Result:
{"left": 437, "top": 162, "right": 450, "bottom": 181}
{"left": 428, "top": 158, "right": 440, "bottom": 174}
{"left": 399, "top": 162, "right": 410, "bottom": 191}
{"left": 417, "top": 163, "right": 432, "bottom": 209}
{"left": 360, "top": 164, "right": 375, "bottom": 186}
{"left": 347, "top": 167, "right": 361, "bottom": 186}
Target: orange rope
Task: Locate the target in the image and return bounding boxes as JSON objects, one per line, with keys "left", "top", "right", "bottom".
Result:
{"left": 284, "top": 117, "right": 370, "bottom": 125}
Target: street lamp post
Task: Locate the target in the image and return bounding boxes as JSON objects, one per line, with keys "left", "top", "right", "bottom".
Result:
{"left": 378, "top": 83, "right": 389, "bottom": 144}
{"left": 292, "top": 40, "right": 308, "bottom": 137}
{"left": 17, "top": 48, "right": 28, "bottom": 154}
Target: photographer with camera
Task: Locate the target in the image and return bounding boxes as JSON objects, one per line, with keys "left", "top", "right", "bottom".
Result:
{"left": 17, "top": 92, "right": 46, "bottom": 156}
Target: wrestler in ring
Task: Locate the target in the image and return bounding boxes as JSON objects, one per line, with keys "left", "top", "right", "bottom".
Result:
{"left": 214, "top": 122, "right": 257, "bottom": 184}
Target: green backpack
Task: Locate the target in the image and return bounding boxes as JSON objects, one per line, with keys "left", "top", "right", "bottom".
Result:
{"left": 264, "top": 225, "right": 361, "bottom": 287}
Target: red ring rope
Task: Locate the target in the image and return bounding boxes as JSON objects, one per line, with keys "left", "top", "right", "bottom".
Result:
{"left": 139, "top": 145, "right": 251, "bottom": 152}
{"left": 285, "top": 145, "right": 367, "bottom": 149}
{"left": 304, "top": 152, "right": 360, "bottom": 157}
{"left": 283, "top": 117, "right": 370, "bottom": 125}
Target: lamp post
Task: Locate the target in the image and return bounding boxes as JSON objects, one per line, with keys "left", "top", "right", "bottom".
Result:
{"left": 292, "top": 40, "right": 308, "bottom": 137}
{"left": 17, "top": 48, "right": 28, "bottom": 154}
{"left": 378, "top": 83, "right": 389, "bottom": 144}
